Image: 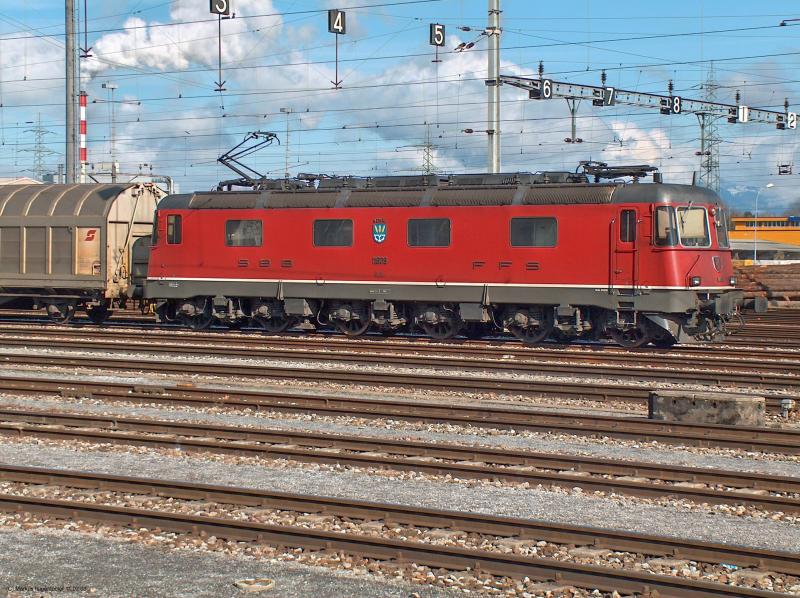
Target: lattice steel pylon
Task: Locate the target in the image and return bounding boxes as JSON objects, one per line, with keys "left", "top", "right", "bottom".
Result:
{"left": 696, "top": 64, "right": 721, "bottom": 193}
{"left": 22, "top": 114, "right": 56, "bottom": 181}
{"left": 421, "top": 124, "right": 437, "bottom": 175}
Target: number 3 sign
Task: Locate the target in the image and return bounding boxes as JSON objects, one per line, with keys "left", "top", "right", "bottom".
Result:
{"left": 210, "top": 0, "right": 231, "bottom": 16}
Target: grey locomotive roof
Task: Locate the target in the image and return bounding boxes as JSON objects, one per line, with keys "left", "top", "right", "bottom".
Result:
{"left": 0, "top": 184, "right": 137, "bottom": 219}
{"left": 159, "top": 179, "right": 721, "bottom": 212}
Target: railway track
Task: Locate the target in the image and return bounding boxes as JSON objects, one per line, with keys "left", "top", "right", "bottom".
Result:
{"left": 0, "top": 375, "right": 796, "bottom": 453}
{"left": 0, "top": 349, "right": 796, "bottom": 412}
{"left": 0, "top": 464, "right": 796, "bottom": 597}
{"left": 0, "top": 407, "right": 798, "bottom": 512}
{"left": 2, "top": 308, "right": 800, "bottom": 348}
{"left": 0, "top": 325, "right": 798, "bottom": 380}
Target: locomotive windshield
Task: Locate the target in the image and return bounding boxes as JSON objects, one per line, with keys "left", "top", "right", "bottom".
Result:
{"left": 676, "top": 206, "right": 710, "bottom": 247}
{"left": 654, "top": 206, "right": 678, "bottom": 247}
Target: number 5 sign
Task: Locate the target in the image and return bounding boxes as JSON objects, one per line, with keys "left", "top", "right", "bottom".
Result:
{"left": 210, "top": 0, "right": 231, "bottom": 16}
{"left": 430, "top": 24, "right": 445, "bottom": 47}
{"left": 328, "top": 9, "right": 346, "bottom": 34}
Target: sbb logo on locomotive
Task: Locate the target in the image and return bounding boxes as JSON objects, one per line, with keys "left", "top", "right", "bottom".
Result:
{"left": 372, "top": 220, "right": 387, "bottom": 243}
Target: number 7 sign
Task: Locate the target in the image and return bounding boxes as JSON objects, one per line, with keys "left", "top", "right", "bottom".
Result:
{"left": 328, "top": 9, "right": 346, "bottom": 35}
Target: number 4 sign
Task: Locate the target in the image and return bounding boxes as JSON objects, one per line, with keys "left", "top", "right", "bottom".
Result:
{"left": 210, "top": 0, "right": 231, "bottom": 16}
{"left": 328, "top": 9, "right": 346, "bottom": 34}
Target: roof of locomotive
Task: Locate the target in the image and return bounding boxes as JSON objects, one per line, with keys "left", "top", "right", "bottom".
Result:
{"left": 158, "top": 174, "right": 721, "bottom": 211}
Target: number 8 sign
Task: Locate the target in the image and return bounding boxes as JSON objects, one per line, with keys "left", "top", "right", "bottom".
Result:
{"left": 210, "top": 0, "right": 231, "bottom": 16}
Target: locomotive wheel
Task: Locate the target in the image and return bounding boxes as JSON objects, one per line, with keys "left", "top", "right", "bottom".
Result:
{"left": 509, "top": 311, "right": 554, "bottom": 345}
{"left": 608, "top": 324, "right": 651, "bottom": 348}
{"left": 334, "top": 318, "right": 370, "bottom": 337}
{"left": 421, "top": 320, "right": 460, "bottom": 340}
{"left": 252, "top": 315, "right": 294, "bottom": 333}
{"left": 181, "top": 312, "right": 214, "bottom": 330}
{"left": 510, "top": 323, "right": 553, "bottom": 345}
{"left": 47, "top": 303, "right": 76, "bottom": 324}
{"left": 86, "top": 306, "right": 112, "bottom": 325}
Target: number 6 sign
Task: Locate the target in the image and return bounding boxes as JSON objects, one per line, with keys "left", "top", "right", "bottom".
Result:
{"left": 210, "top": 0, "right": 231, "bottom": 16}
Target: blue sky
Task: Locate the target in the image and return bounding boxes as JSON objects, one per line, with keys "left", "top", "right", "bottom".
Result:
{"left": 2, "top": 1, "right": 800, "bottom": 209}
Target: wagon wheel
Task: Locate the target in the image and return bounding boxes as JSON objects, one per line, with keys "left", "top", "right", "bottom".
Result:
{"left": 86, "top": 306, "right": 112, "bottom": 325}
{"left": 180, "top": 312, "right": 214, "bottom": 330}
{"left": 650, "top": 334, "right": 677, "bottom": 349}
{"left": 608, "top": 323, "right": 651, "bottom": 348}
{"left": 334, "top": 318, "right": 370, "bottom": 337}
{"left": 252, "top": 315, "right": 294, "bottom": 334}
{"left": 421, "top": 320, "right": 461, "bottom": 340}
{"left": 46, "top": 303, "right": 76, "bottom": 325}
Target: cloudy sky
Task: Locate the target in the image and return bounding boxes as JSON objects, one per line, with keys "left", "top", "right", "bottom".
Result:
{"left": 1, "top": 1, "right": 800, "bottom": 209}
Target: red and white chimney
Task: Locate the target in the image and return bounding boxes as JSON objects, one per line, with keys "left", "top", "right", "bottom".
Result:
{"left": 79, "top": 91, "right": 87, "bottom": 183}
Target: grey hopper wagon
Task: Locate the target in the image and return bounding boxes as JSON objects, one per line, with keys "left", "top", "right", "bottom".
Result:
{"left": 0, "top": 183, "right": 163, "bottom": 323}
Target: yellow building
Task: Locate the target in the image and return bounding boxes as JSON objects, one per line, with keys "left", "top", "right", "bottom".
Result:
{"left": 729, "top": 216, "right": 800, "bottom": 260}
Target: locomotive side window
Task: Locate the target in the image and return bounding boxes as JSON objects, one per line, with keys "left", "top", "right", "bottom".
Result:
{"left": 654, "top": 207, "right": 678, "bottom": 247}
{"left": 167, "top": 215, "right": 182, "bottom": 245}
{"left": 676, "top": 207, "right": 710, "bottom": 247}
{"left": 313, "top": 219, "right": 353, "bottom": 247}
{"left": 510, "top": 217, "right": 557, "bottom": 247}
{"left": 716, "top": 208, "right": 730, "bottom": 248}
{"left": 619, "top": 210, "right": 636, "bottom": 243}
{"left": 408, "top": 218, "right": 450, "bottom": 247}
{"left": 226, "top": 219, "right": 262, "bottom": 247}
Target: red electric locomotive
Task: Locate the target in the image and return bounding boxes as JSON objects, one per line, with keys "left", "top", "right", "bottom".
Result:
{"left": 144, "top": 171, "right": 746, "bottom": 347}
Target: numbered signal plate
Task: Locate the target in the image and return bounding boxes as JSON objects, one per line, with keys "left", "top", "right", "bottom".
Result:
{"left": 210, "top": 0, "right": 231, "bottom": 16}
{"left": 430, "top": 23, "right": 445, "bottom": 47}
{"left": 328, "top": 9, "right": 346, "bottom": 34}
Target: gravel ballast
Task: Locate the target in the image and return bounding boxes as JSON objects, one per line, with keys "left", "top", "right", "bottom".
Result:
{"left": 0, "top": 525, "right": 458, "bottom": 598}
{"left": 1, "top": 441, "right": 798, "bottom": 553}
{"left": 1, "top": 393, "right": 797, "bottom": 476}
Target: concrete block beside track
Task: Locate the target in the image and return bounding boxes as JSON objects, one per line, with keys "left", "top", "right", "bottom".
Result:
{"left": 648, "top": 390, "right": 765, "bottom": 426}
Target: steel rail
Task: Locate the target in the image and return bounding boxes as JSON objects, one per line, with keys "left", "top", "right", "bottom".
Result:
{"left": 0, "top": 351, "right": 795, "bottom": 411}
{"left": 0, "top": 493, "right": 785, "bottom": 598}
{"left": 0, "top": 375, "right": 796, "bottom": 453}
{"left": 0, "top": 409, "right": 798, "bottom": 512}
{"left": 2, "top": 323, "right": 799, "bottom": 370}
{"left": 0, "top": 328, "right": 798, "bottom": 384}
{"left": 1, "top": 464, "right": 798, "bottom": 576}
{"left": 2, "top": 321, "right": 800, "bottom": 363}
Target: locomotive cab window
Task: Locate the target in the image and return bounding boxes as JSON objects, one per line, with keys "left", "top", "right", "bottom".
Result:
{"left": 654, "top": 206, "right": 678, "bottom": 247}
{"left": 226, "top": 220, "right": 262, "bottom": 247}
{"left": 408, "top": 218, "right": 450, "bottom": 247}
{"left": 619, "top": 210, "right": 636, "bottom": 243}
{"left": 715, "top": 208, "right": 730, "bottom": 249}
{"left": 313, "top": 219, "right": 352, "bottom": 247}
{"left": 166, "top": 214, "right": 182, "bottom": 245}
{"left": 677, "top": 206, "right": 710, "bottom": 247}
{"left": 510, "top": 217, "right": 557, "bottom": 247}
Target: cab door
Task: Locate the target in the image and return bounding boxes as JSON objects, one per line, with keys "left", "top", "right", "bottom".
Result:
{"left": 612, "top": 208, "right": 638, "bottom": 290}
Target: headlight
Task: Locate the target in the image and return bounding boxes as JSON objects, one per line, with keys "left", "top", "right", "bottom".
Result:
{"left": 729, "top": 276, "right": 737, "bottom": 286}
{"left": 690, "top": 276, "right": 702, "bottom": 287}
